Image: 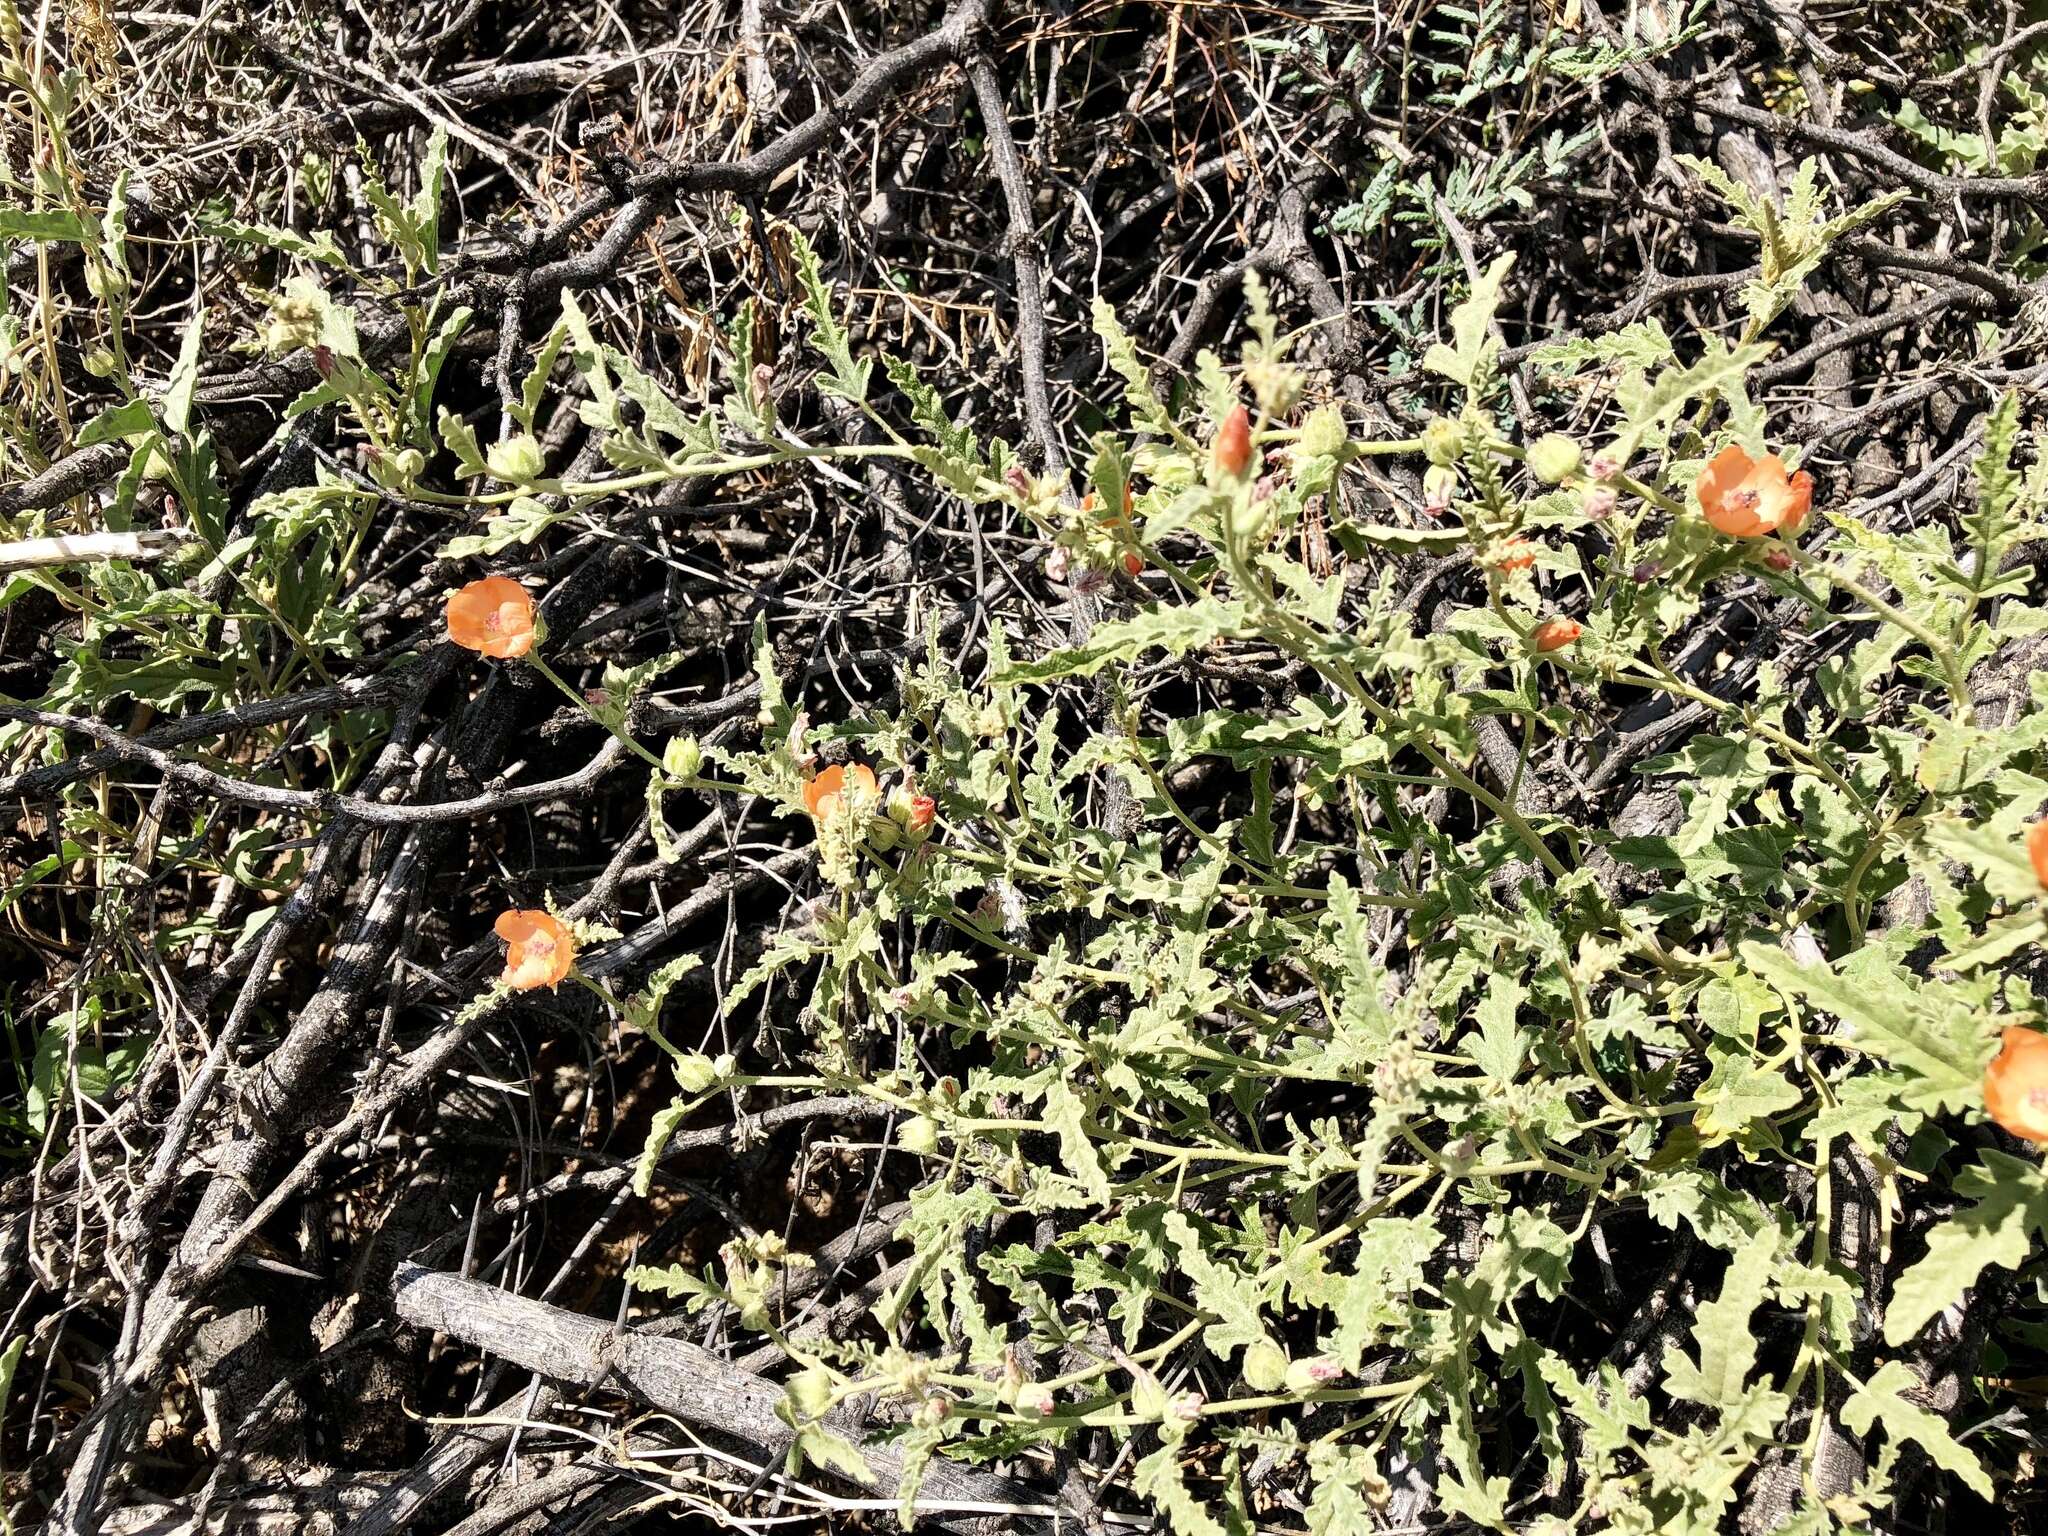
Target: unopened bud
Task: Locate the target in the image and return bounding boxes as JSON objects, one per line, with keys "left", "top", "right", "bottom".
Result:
{"left": 1527, "top": 433, "right": 1582, "bottom": 485}
{"left": 1582, "top": 485, "right": 1617, "bottom": 521}
{"left": 1212, "top": 404, "right": 1253, "bottom": 479}
{"left": 486, "top": 433, "right": 546, "bottom": 483}
{"left": 1422, "top": 464, "right": 1458, "bottom": 516}
{"left": 663, "top": 735, "right": 702, "bottom": 780}
{"left": 1422, "top": 417, "right": 1464, "bottom": 467}
{"left": 1242, "top": 1340, "right": 1288, "bottom": 1392}
{"left": 1284, "top": 1356, "right": 1345, "bottom": 1392}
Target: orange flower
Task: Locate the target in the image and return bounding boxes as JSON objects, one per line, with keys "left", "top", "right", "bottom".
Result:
{"left": 907, "top": 793, "right": 936, "bottom": 832}
{"left": 495, "top": 909, "right": 575, "bottom": 991}
{"left": 1985, "top": 1026, "right": 2048, "bottom": 1143}
{"left": 447, "top": 576, "right": 537, "bottom": 658}
{"left": 1085, "top": 486, "right": 1136, "bottom": 525}
{"left": 1085, "top": 486, "right": 1144, "bottom": 574}
{"left": 803, "top": 763, "right": 878, "bottom": 822}
{"left": 1213, "top": 404, "right": 1253, "bottom": 479}
{"left": 1492, "top": 539, "right": 1537, "bottom": 572}
{"left": 1696, "top": 445, "right": 1814, "bottom": 538}
{"left": 2029, "top": 818, "right": 2048, "bottom": 890}
{"left": 1532, "top": 617, "right": 1582, "bottom": 652}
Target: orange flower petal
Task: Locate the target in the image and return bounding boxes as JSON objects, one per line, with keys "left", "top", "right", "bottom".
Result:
{"left": 447, "top": 576, "right": 537, "bottom": 658}
{"left": 494, "top": 908, "right": 575, "bottom": 991}
{"left": 1698, "top": 445, "right": 1815, "bottom": 539}
{"left": 804, "top": 763, "right": 877, "bottom": 823}
{"left": 1532, "top": 617, "right": 1582, "bottom": 652}
{"left": 2028, "top": 818, "right": 2048, "bottom": 891}
{"left": 1986, "top": 1026, "right": 2048, "bottom": 1143}
{"left": 1492, "top": 539, "right": 1537, "bottom": 572}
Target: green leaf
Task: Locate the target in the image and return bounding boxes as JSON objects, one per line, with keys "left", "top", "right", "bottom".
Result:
{"left": 1739, "top": 942, "right": 1991, "bottom": 1109}
{"left": 74, "top": 399, "right": 157, "bottom": 449}
{"left": 0, "top": 207, "right": 92, "bottom": 242}
{"left": 1160, "top": 1210, "right": 1269, "bottom": 1361}
{"left": 1662, "top": 1232, "right": 1777, "bottom": 1405}
{"left": 1093, "top": 297, "right": 1182, "bottom": 443}
{"left": 785, "top": 222, "right": 870, "bottom": 403}
{"left": 1000, "top": 599, "right": 1248, "bottom": 683}
{"left": 631, "top": 1101, "right": 687, "bottom": 1199}
{"left": 162, "top": 310, "right": 206, "bottom": 439}
{"left": 1886, "top": 1150, "right": 2048, "bottom": 1345}
{"left": 1609, "top": 339, "right": 1773, "bottom": 464}
{"left": 1841, "top": 1359, "right": 1991, "bottom": 1498}
{"left": 1041, "top": 1076, "right": 1112, "bottom": 1202}
{"left": 1133, "top": 1441, "right": 1229, "bottom": 1536}
{"left": 1922, "top": 814, "right": 2046, "bottom": 906}
{"left": 1422, "top": 252, "right": 1514, "bottom": 389}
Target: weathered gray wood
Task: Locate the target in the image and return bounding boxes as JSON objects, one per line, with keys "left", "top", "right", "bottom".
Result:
{"left": 390, "top": 1262, "right": 1049, "bottom": 1520}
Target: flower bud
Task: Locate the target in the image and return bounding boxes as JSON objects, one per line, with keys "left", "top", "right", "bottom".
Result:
{"left": 1422, "top": 464, "right": 1458, "bottom": 516}
{"left": 899, "top": 1114, "right": 939, "bottom": 1155}
{"left": 1016, "top": 1384, "right": 1056, "bottom": 1417}
{"left": 1422, "top": 417, "right": 1464, "bottom": 467}
{"left": 1532, "top": 616, "right": 1583, "bottom": 653}
{"left": 486, "top": 432, "right": 546, "bottom": 483}
{"left": 1587, "top": 453, "right": 1621, "bottom": 481}
{"left": 1168, "top": 1391, "right": 1204, "bottom": 1424}
{"left": 1581, "top": 485, "right": 1617, "bottom": 521}
{"left": 1212, "top": 404, "right": 1253, "bottom": 480}
{"left": 1284, "top": 1356, "right": 1345, "bottom": 1392}
{"left": 1044, "top": 543, "right": 1069, "bottom": 582}
{"left": 1761, "top": 546, "right": 1794, "bottom": 573}
{"left": 1242, "top": 1340, "right": 1288, "bottom": 1392}
{"left": 1527, "top": 433, "right": 1582, "bottom": 485}
{"left": 1298, "top": 404, "right": 1349, "bottom": 460}
{"left": 663, "top": 734, "right": 703, "bottom": 780}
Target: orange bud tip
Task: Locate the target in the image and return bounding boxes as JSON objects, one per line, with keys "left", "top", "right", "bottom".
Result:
{"left": 1213, "top": 403, "right": 1253, "bottom": 479}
